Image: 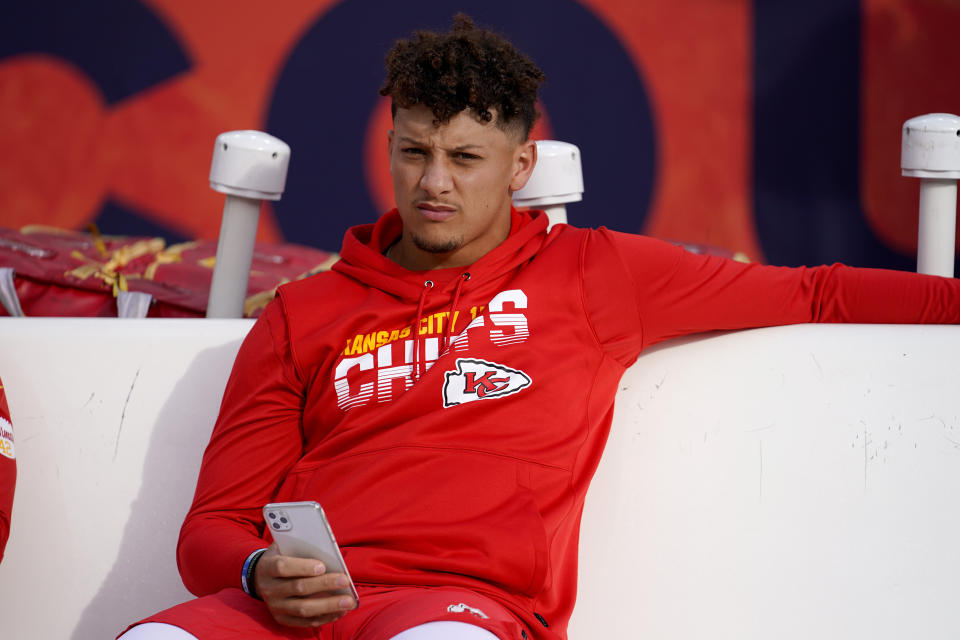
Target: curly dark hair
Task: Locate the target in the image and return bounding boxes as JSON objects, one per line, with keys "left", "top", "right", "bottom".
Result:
{"left": 379, "top": 14, "right": 545, "bottom": 139}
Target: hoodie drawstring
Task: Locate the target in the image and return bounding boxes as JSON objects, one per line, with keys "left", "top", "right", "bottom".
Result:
{"left": 412, "top": 273, "right": 470, "bottom": 380}
{"left": 413, "top": 280, "right": 434, "bottom": 380}
{"left": 444, "top": 272, "right": 470, "bottom": 353}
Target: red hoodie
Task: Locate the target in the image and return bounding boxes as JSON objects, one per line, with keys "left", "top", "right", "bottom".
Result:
{"left": 177, "top": 208, "right": 960, "bottom": 638}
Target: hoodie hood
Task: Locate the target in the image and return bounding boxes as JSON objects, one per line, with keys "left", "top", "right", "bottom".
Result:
{"left": 332, "top": 207, "right": 550, "bottom": 301}
{"left": 332, "top": 207, "right": 551, "bottom": 381}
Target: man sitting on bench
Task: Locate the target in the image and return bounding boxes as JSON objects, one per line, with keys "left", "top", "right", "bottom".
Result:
{"left": 120, "top": 13, "right": 960, "bottom": 640}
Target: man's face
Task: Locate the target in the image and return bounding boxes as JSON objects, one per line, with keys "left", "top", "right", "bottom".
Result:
{"left": 387, "top": 105, "right": 537, "bottom": 270}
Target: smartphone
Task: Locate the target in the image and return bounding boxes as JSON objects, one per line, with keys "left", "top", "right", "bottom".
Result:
{"left": 262, "top": 501, "right": 358, "bottom": 601}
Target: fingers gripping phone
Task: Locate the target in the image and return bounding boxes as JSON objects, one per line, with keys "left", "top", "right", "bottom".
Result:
{"left": 263, "top": 501, "right": 358, "bottom": 602}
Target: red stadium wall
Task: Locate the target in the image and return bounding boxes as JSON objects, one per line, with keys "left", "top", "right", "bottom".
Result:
{"left": 0, "top": 0, "right": 957, "bottom": 268}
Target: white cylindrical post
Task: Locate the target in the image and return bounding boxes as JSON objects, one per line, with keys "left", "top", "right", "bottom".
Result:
{"left": 901, "top": 113, "right": 960, "bottom": 277}
{"left": 917, "top": 179, "right": 958, "bottom": 277}
{"left": 206, "top": 195, "right": 263, "bottom": 317}
{"left": 513, "top": 140, "right": 583, "bottom": 230}
{"left": 540, "top": 204, "right": 569, "bottom": 228}
{"left": 0, "top": 268, "right": 24, "bottom": 317}
{"left": 206, "top": 130, "right": 290, "bottom": 318}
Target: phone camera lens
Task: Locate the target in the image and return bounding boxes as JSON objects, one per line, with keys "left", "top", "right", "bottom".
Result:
{"left": 268, "top": 513, "right": 276, "bottom": 519}
{"left": 272, "top": 522, "right": 280, "bottom": 530}
{"left": 280, "top": 517, "right": 288, "bottom": 524}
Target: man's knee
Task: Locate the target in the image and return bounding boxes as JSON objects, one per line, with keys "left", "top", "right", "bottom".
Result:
{"left": 389, "top": 621, "right": 501, "bottom": 640}
{"left": 118, "top": 622, "right": 200, "bottom": 640}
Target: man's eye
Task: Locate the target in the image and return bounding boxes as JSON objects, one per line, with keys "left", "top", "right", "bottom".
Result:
{"left": 402, "top": 148, "right": 425, "bottom": 156}
{"left": 454, "top": 152, "right": 480, "bottom": 161}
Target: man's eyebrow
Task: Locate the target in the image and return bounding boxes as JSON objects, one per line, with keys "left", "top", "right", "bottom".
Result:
{"left": 397, "top": 137, "right": 485, "bottom": 151}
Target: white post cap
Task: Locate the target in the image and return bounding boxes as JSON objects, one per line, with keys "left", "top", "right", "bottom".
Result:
{"left": 901, "top": 113, "right": 960, "bottom": 179}
{"left": 209, "top": 130, "right": 291, "bottom": 200}
{"left": 513, "top": 140, "right": 584, "bottom": 207}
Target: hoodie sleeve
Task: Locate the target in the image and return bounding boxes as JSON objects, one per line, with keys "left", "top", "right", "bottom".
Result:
{"left": 177, "top": 298, "right": 305, "bottom": 596}
{"left": 583, "top": 228, "right": 960, "bottom": 366}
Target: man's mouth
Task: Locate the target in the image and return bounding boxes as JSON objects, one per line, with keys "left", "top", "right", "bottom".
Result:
{"left": 416, "top": 202, "right": 457, "bottom": 221}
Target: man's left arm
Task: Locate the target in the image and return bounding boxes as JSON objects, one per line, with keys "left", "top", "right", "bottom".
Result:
{"left": 583, "top": 229, "right": 960, "bottom": 360}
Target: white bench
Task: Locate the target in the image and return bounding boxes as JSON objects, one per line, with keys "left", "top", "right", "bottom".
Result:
{"left": 1, "top": 319, "right": 959, "bottom": 639}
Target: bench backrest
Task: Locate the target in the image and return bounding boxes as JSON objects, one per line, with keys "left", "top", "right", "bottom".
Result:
{"left": 1, "top": 319, "right": 959, "bottom": 639}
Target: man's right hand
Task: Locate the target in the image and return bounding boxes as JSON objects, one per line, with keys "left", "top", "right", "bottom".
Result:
{"left": 253, "top": 543, "right": 358, "bottom": 628}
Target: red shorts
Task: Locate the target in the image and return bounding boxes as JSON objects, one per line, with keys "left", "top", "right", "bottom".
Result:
{"left": 124, "top": 586, "right": 531, "bottom": 640}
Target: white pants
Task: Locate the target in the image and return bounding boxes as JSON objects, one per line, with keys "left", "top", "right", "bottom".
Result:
{"left": 120, "top": 620, "right": 500, "bottom": 639}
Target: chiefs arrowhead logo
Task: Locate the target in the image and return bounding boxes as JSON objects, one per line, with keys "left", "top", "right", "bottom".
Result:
{"left": 443, "top": 358, "right": 532, "bottom": 407}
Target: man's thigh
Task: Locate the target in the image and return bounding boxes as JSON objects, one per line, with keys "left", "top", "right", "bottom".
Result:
{"left": 388, "top": 621, "right": 499, "bottom": 640}
{"left": 120, "top": 621, "right": 500, "bottom": 640}
{"left": 341, "top": 587, "right": 527, "bottom": 640}
{"left": 123, "top": 586, "right": 528, "bottom": 640}
{"left": 121, "top": 588, "right": 317, "bottom": 640}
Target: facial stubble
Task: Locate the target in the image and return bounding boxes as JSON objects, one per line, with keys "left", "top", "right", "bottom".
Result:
{"left": 411, "top": 231, "right": 464, "bottom": 254}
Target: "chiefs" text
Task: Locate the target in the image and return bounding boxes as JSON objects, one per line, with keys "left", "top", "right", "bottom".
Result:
{"left": 333, "top": 289, "right": 529, "bottom": 410}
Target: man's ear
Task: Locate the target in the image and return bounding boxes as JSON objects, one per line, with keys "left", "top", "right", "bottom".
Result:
{"left": 509, "top": 139, "right": 538, "bottom": 192}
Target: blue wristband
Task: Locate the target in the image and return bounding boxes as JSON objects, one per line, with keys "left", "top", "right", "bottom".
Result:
{"left": 241, "top": 548, "right": 268, "bottom": 598}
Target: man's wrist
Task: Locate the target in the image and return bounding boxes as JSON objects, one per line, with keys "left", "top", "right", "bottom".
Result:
{"left": 241, "top": 548, "right": 268, "bottom": 599}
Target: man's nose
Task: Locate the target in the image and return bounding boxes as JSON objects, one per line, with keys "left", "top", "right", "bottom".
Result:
{"left": 419, "top": 157, "right": 453, "bottom": 197}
